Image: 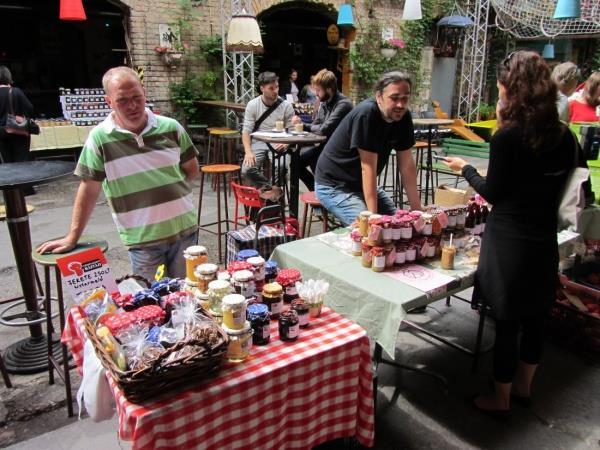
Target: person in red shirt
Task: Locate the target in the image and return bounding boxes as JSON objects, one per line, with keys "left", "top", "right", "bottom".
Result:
{"left": 568, "top": 71, "right": 600, "bottom": 122}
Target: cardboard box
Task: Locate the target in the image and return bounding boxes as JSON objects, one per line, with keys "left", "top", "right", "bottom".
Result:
{"left": 434, "top": 185, "right": 474, "bottom": 206}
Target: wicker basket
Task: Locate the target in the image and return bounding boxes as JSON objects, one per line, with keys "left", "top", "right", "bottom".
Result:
{"left": 84, "top": 307, "right": 229, "bottom": 403}
{"left": 547, "top": 301, "right": 600, "bottom": 353}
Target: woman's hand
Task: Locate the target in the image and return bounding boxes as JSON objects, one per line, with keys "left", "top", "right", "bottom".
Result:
{"left": 442, "top": 156, "right": 468, "bottom": 172}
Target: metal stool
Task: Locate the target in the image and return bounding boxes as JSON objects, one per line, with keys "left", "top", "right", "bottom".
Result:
{"left": 299, "top": 191, "right": 328, "bottom": 238}
{"left": 31, "top": 235, "right": 109, "bottom": 417}
{"left": 197, "top": 164, "right": 241, "bottom": 262}
{"left": 207, "top": 128, "right": 240, "bottom": 165}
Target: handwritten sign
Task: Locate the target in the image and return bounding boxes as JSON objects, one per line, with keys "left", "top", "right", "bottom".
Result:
{"left": 56, "top": 247, "right": 118, "bottom": 299}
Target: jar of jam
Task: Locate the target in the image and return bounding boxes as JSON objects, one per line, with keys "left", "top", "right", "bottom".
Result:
{"left": 361, "top": 240, "right": 373, "bottom": 268}
{"left": 384, "top": 243, "right": 396, "bottom": 268}
{"left": 247, "top": 256, "right": 265, "bottom": 281}
{"left": 400, "top": 216, "right": 413, "bottom": 240}
{"left": 426, "top": 238, "right": 437, "bottom": 258}
{"left": 291, "top": 299, "right": 310, "bottom": 328}
{"left": 278, "top": 309, "right": 300, "bottom": 342}
{"left": 350, "top": 230, "right": 362, "bottom": 256}
{"left": 406, "top": 244, "right": 417, "bottom": 262}
{"left": 232, "top": 269, "right": 255, "bottom": 299}
{"left": 223, "top": 321, "right": 253, "bottom": 362}
{"left": 367, "top": 214, "right": 383, "bottom": 246}
{"left": 247, "top": 303, "right": 270, "bottom": 345}
{"left": 432, "top": 215, "right": 443, "bottom": 236}
{"left": 217, "top": 270, "right": 231, "bottom": 282}
{"left": 455, "top": 206, "right": 466, "bottom": 230}
{"left": 446, "top": 208, "right": 457, "bottom": 229}
{"left": 207, "top": 279, "right": 231, "bottom": 316}
{"left": 358, "top": 211, "right": 372, "bottom": 237}
{"left": 395, "top": 243, "right": 406, "bottom": 265}
{"left": 264, "top": 260, "right": 279, "bottom": 284}
{"left": 222, "top": 294, "right": 247, "bottom": 330}
{"left": 421, "top": 213, "right": 433, "bottom": 236}
{"left": 262, "top": 282, "right": 284, "bottom": 319}
{"left": 194, "top": 263, "right": 218, "bottom": 293}
{"left": 276, "top": 269, "right": 302, "bottom": 303}
{"left": 391, "top": 217, "right": 403, "bottom": 241}
{"left": 371, "top": 247, "right": 385, "bottom": 272}
{"left": 183, "top": 245, "right": 208, "bottom": 284}
{"left": 236, "top": 249, "right": 259, "bottom": 261}
{"left": 381, "top": 216, "right": 393, "bottom": 243}
{"left": 227, "top": 260, "right": 253, "bottom": 275}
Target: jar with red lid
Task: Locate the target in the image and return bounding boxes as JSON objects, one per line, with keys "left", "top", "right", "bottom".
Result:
{"left": 276, "top": 268, "right": 302, "bottom": 303}
{"left": 350, "top": 230, "right": 362, "bottom": 256}
{"left": 384, "top": 243, "right": 396, "bottom": 268}
{"left": 381, "top": 216, "right": 393, "bottom": 243}
{"left": 371, "top": 247, "right": 385, "bottom": 272}
{"left": 361, "top": 240, "right": 373, "bottom": 268}
{"left": 227, "top": 261, "right": 253, "bottom": 275}
{"left": 291, "top": 299, "right": 310, "bottom": 328}
{"left": 391, "top": 217, "right": 402, "bottom": 241}
{"left": 400, "top": 216, "right": 413, "bottom": 240}
{"left": 367, "top": 214, "right": 383, "bottom": 246}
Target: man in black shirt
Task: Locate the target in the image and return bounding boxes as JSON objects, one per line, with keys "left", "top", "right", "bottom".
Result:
{"left": 292, "top": 69, "right": 353, "bottom": 191}
{"left": 315, "top": 71, "right": 422, "bottom": 226}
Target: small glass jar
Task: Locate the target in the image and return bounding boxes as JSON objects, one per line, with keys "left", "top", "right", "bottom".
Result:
{"left": 391, "top": 218, "right": 403, "bottom": 241}
{"left": 221, "top": 294, "right": 247, "bottom": 330}
{"left": 278, "top": 309, "right": 300, "bottom": 342}
{"left": 247, "top": 256, "right": 266, "bottom": 281}
{"left": 262, "top": 282, "right": 284, "bottom": 319}
{"left": 432, "top": 215, "right": 443, "bottom": 236}
{"left": 371, "top": 247, "right": 385, "bottom": 272}
{"left": 358, "top": 211, "right": 372, "bottom": 237}
{"left": 381, "top": 216, "right": 393, "bottom": 243}
{"left": 395, "top": 244, "right": 406, "bottom": 265}
{"left": 406, "top": 244, "right": 417, "bottom": 262}
{"left": 291, "top": 299, "right": 310, "bottom": 328}
{"left": 455, "top": 206, "right": 466, "bottom": 230}
{"left": 367, "top": 214, "right": 383, "bottom": 246}
{"left": 247, "top": 303, "right": 270, "bottom": 345}
{"left": 264, "top": 260, "right": 279, "bottom": 284}
{"left": 194, "top": 263, "right": 218, "bottom": 293}
{"left": 276, "top": 269, "right": 302, "bottom": 303}
{"left": 232, "top": 269, "right": 255, "bottom": 299}
{"left": 350, "top": 230, "right": 363, "bottom": 256}
{"left": 183, "top": 245, "right": 208, "bottom": 284}
{"left": 426, "top": 238, "right": 437, "bottom": 258}
{"left": 421, "top": 213, "right": 433, "bottom": 236}
{"left": 223, "top": 321, "right": 253, "bottom": 362}
{"left": 227, "top": 261, "right": 253, "bottom": 275}
{"left": 361, "top": 240, "right": 373, "bottom": 268}
{"left": 400, "top": 216, "right": 413, "bottom": 240}
{"left": 384, "top": 243, "right": 396, "bottom": 268}
{"left": 207, "top": 279, "right": 231, "bottom": 316}
{"left": 447, "top": 209, "right": 457, "bottom": 228}
{"left": 217, "top": 270, "right": 231, "bottom": 282}
{"left": 236, "top": 249, "right": 259, "bottom": 261}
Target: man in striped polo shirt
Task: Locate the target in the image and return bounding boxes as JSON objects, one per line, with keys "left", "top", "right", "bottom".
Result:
{"left": 36, "top": 67, "right": 199, "bottom": 282}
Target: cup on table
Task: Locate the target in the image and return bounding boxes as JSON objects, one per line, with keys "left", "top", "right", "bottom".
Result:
{"left": 440, "top": 245, "right": 456, "bottom": 270}
{"left": 294, "top": 123, "right": 304, "bottom": 133}
{"left": 275, "top": 120, "right": 284, "bottom": 131}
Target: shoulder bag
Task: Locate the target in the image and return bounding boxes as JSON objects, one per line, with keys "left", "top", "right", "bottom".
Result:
{"left": 557, "top": 128, "right": 590, "bottom": 232}
{"left": 4, "top": 88, "right": 34, "bottom": 137}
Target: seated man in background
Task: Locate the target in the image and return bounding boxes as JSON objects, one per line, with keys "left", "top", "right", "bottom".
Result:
{"left": 293, "top": 69, "right": 353, "bottom": 191}
{"left": 242, "top": 71, "right": 295, "bottom": 197}
{"left": 315, "top": 71, "right": 422, "bottom": 226}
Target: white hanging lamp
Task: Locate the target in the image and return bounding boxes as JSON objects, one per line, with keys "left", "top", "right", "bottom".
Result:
{"left": 402, "top": 0, "right": 422, "bottom": 20}
{"left": 226, "top": 9, "right": 264, "bottom": 53}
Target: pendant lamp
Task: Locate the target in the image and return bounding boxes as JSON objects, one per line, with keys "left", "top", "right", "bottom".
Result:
{"left": 553, "top": 0, "right": 581, "bottom": 19}
{"left": 542, "top": 43, "right": 555, "bottom": 59}
{"left": 60, "top": 0, "right": 87, "bottom": 21}
{"left": 337, "top": 4, "right": 354, "bottom": 27}
{"left": 226, "top": 9, "right": 263, "bottom": 53}
{"left": 402, "top": 0, "right": 422, "bottom": 20}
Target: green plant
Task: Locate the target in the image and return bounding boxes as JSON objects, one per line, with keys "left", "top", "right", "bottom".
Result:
{"left": 478, "top": 102, "right": 496, "bottom": 120}
{"left": 199, "top": 34, "right": 223, "bottom": 61}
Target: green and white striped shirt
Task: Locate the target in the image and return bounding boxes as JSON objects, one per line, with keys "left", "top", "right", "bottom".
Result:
{"left": 75, "top": 109, "right": 198, "bottom": 248}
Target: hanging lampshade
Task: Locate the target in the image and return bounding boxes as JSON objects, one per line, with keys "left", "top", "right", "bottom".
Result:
{"left": 337, "top": 4, "right": 354, "bottom": 27}
{"left": 60, "top": 0, "right": 87, "bottom": 21}
{"left": 553, "top": 0, "right": 581, "bottom": 19}
{"left": 226, "top": 9, "right": 263, "bottom": 53}
{"left": 542, "top": 43, "right": 555, "bottom": 59}
{"left": 402, "top": 0, "right": 422, "bottom": 20}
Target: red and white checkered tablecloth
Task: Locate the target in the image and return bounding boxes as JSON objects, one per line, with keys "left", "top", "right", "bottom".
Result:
{"left": 63, "top": 306, "right": 375, "bottom": 450}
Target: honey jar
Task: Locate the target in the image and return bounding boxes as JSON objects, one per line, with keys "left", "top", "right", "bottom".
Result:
{"left": 223, "top": 321, "right": 253, "bottom": 362}
{"left": 358, "top": 211, "right": 372, "bottom": 237}
{"left": 183, "top": 245, "right": 208, "bottom": 284}
{"left": 222, "top": 294, "right": 247, "bottom": 330}
{"left": 194, "top": 263, "right": 218, "bottom": 293}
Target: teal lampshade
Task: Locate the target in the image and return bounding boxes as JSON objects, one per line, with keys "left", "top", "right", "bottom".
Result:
{"left": 553, "top": 0, "right": 581, "bottom": 19}
{"left": 337, "top": 4, "right": 354, "bottom": 27}
{"left": 542, "top": 43, "right": 555, "bottom": 59}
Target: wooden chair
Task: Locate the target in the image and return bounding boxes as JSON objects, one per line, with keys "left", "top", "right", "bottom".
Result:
{"left": 231, "top": 181, "right": 265, "bottom": 229}
{"left": 299, "top": 191, "right": 328, "bottom": 238}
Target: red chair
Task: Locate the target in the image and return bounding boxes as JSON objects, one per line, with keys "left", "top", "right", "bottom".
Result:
{"left": 231, "top": 182, "right": 265, "bottom": 229}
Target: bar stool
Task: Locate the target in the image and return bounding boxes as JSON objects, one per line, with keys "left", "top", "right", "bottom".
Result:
{"left": 207, "top": 128, "right": 240, "bottom": 165}
{"left": 31, "top": 235, "right": 109, "bottom": 417}
{"left": 299, "top": 191, "right": 328, "bottom": 238}
{"left": 198, "top": 164, "right": 241, "bottom": 262}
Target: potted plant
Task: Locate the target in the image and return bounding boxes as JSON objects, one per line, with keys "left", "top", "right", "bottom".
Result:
{"left": 380, "top": 38, "right": 405, "bottom": 59}
{"left": 155, "top": 43, "right": 188, "bottom": 70}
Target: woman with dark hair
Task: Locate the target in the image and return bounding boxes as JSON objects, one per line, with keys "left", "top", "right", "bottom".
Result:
{"left": 444, "top": 51, "right": 586, "bottom": 418}
{"left": 568, "top": 71, "right": 600, "bottom": 122}
{"left": 280, "top": 68, "right": 300, "bottom": 102}
{"left": 0, "top": 65, "right": 34, "bottom": 164}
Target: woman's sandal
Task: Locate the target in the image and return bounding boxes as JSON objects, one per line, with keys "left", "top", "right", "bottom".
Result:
{"left": 469, "top": 395, "right": 510, "bottom": 422}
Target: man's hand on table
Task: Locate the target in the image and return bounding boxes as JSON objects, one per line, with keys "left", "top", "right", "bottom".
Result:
{"left": 273, "top": 143, "right": 288, "bottom": 152}
{"left": 36, "top": 236, "right": 77, "bottom": 254}
{"left": 291, "top": 116, "right": 302, "bottom": 125}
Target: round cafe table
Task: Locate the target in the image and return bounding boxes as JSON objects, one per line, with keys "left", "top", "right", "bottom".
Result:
{"left": 0, "top": 161, "right": 75, "bottom": 373}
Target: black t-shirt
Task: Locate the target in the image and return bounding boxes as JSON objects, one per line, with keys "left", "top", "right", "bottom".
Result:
{"left": 0, "top": 86, "right": 34, "bottom": 126}
{"left": 315, "top": 98, "right": 415, "bottom": 192}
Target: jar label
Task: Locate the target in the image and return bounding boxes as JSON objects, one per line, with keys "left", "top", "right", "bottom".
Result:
{"left": 262, "top": 324, "right": 271, "bottom": 339}
{"left": 298, "top": 312, "right": 309, "bottom": 326}
{"left": 395, "top": 251, "right": 406, "bottom": 264}
{"left": 427, "top": 245, "right": 436, "bottom": 257}
{"left": 401, "top": 227, "right": 413, "bottom": 239}
{"left": 456, "top": 214, "right": 466, "bottom": 226}
{"left": 240, "top": 283, "right": 255, "bottom": 298}
{"left": 271, "top": 299, "right": 283, "bottom": 314}
{"left": 406, "top": 249, "right": 416, "bottom": 261}
{"left": 351, "top": 240, "right": 362, "bottom": 253}
{"left": 422, "top": 223, "right": 433, "bottom": 235}
{"left": 241, "top": 335, "right": 252, "bottom": 353}
{"left": 391, "top": 228, "right": 402, "bottom": 240}
{"left": 382, "top": 228, "right": 392, "bottom": 241}
{"left": 448, "top": 215, "right": 457, "bottom": 227}
{"left": 287, "top": 323, "right": 299, "bottom": 339}
{"left": 232, "top": 310, "right": 245, "bottom": 326}
{"left": 373, "top": 255, "right": 385, "bottom": 269}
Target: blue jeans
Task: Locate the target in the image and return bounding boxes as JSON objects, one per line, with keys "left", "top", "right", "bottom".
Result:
{"left": 128, "top": 231, "right": 198, "bottom": 283}
{"left": 315, "top": 183, "right": 396, "bottom": 227}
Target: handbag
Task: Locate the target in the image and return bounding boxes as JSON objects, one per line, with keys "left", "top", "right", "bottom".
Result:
{"left": 557, "top": 129, "right": 590, "bottom": 232}
{"left": 4, "top": 88, "right": 30, "bottom": 137}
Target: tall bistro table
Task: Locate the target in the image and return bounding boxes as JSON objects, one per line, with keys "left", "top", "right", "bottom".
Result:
{"left": 252, "top": 132, "right": 326, "bottom": 218}
{"left": 412, "top": 118, "right": 454, "bottom": 205}
{"left": 0, "top": 161, "right": 75, "bottom": 373}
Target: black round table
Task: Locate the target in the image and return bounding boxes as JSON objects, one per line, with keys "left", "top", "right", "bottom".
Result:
{"left": 0, "top": 161, "right": 75, "bottom": 373}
